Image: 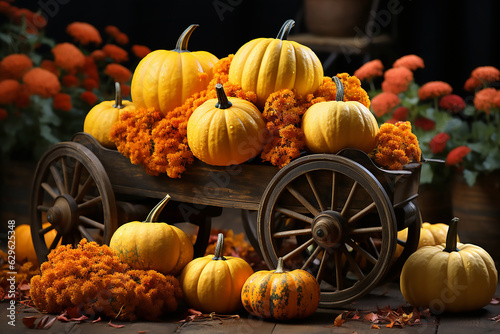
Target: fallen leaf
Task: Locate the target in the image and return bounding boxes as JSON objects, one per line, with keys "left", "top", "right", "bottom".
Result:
{"left": 489, "top": 315, "right": 500, "bottom": 322}
{"left": 334, "top": 313, "right": 345, "bottom": 327}
{"left": 36, "top": 315, "right": 49, "bottom": 329}
{"left": 91, "top": 316, "right": 102, "bottom": 324}
{"left": 491, "top": 298, "right": 500, "bottom": 305}
{"left": 22, "top": 316, "right": 37, "bottom": 329}
{"left": 43, "top": 316, "right": 57, "bottom": 329}
{"left": 108, "top": 320, "right": 125, "bottom": 328}
{"left": 371, "top": 324, "right": 380, "bottom": 329}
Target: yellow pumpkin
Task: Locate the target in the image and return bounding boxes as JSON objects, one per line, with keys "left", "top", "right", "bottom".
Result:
{"left": 395, "top": 222, "right": 460, "bottom": 258}
{"left": 83, "top": 82, "right": 135, "bottom": 148}
{"left": 180, "top": 233, "right": 254, "bottom": 314}
{"left": 301, "top": 76, "right": 379, "bottom": 154}
{"left": 187, "top": 83, "right": 267, "bottom": 166}
{"left": 131, "top": 24, "right": 218, "bottom": 114}
{"left": 13, "top": 223, "right": 60, "bottom": 265}
{"left": 228, "top": 19, "right": 323, "bottom": 108}
{"left": 109, "top": 195, "right": 193, "bottom": 276}
{"left": 400, "top": 217, "right": 498, "bottom": 313}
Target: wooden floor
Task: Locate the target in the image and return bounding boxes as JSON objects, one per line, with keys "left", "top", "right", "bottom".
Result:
{"left": 2, "top": 282, "right": 500, "bottom": 333}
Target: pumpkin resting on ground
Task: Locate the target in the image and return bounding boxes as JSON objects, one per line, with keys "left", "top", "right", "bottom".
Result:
{"left": 180, "top": 233, "right": 254, "bottom": 314}
{"left": 109, "top": 194, "right": 193, "bottom": 276}
{"left": 241, "top": 257, "right": 320, "bottom": 320}
{"left": 400, "top": 217, "right": 498, "bottom": 313}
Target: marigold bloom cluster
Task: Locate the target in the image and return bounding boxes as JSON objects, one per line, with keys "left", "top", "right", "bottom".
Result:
{"left": 104, "top": 63, "right": 132, "bottom": 83}
{"left": 53, "top": 93, "right": 72, "bottom": 112}
{"left": 471, "top": 66, "right": 500, "bottom": 84}
{"left": 439, "top": 94, "right": 466, "bottom": 113}
{"left": 52, "top": 43, "right": 86, "bottom": 72}
{"left": 102, "top": 44, "right": 129, "bottom": 63}
{"left": 370, "top": 91, "right": 400, "bottom": 117}
{"left": 66, "top": 22, "right": 102, "bottom": 45}
{"left": 0, "top": 54, "right": 33, "bottom": 80}
{"left": 104, "top": 25, "right": 129, "bottom": 45}
{"left": 22, "top": 67, "right": 61, "bottom": 98}
{"left": 371, "top": 121, "right": 421, "bottom": 170}
{"left": 381, "top": 67, "right": 414, "bottom": 94}
{"left": 393, "top": 54, "right": 425, "bottom": 71}
{"left": 418, "top": 81, "right": 453, "bottom": 100}
{"left": 446, "top": 146, "right": 471, "bottom": 166}
{"left": 29, "top": 239, "right": 183, "bottom": 321}
{"left": 353, "top": 59, "right": 384, "bottom": 82}
{"left": 131, "top": 45, "right": 152, "bottom": 59}
{"left": 474, "top": 88, "right": 500, "bottom": 114}
{"left": 0, "top": 79, "right": 21, "bottom": 105}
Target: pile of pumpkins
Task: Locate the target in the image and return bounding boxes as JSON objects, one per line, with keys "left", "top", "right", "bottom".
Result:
{"left": 84, "top": 19, "right": 379, "bottom": 164}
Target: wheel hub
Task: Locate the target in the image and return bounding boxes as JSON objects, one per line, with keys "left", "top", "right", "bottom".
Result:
{"left": 46, "top": 194, "right": 78, "bottom": 234}
{"left": 312, "top": 210, "right": 347, "bottom": 248}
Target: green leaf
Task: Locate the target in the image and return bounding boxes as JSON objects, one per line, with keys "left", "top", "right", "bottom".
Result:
{"left": 419, "top": 163, "right": 434, "bottom": 184}
{"left": 463, "top": 169, "right": 478, "bottom": 186}
{"left": 39, "top": 124, "right": 59, "bottom": 144}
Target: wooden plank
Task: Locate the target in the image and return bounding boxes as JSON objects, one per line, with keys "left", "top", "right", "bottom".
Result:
{"left": 177, "top": 315, "right": 275, "bottom": 333}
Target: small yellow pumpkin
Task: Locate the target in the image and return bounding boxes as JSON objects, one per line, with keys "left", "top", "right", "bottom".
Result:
{"left": 400, "top": 217, "right": 498, "bottom": 313}
{"left": 83, "top": 82, "right": 135, "bottom": 148}
{"left": 301, "top": 76, "right": 379, "bottom": 154}
{"left": 109, "top": 194, "right": 193, "bottom": 276}
{"left": 180, "top": 233, "right": 254, "bottom": 314}
{"left": 13, "top": 223, "right": 60, "bottom": 265}
{"left": 131, "top": 24, "right": 219, "bottom": 114}
{"left": 241, "top": 257, "right": 320, "bottom": 320}
{"left": 187, "top": 83, "right": 267, "bottom": 166}
{"left": 228, "top": 19, "right": 323, "bottom": 108}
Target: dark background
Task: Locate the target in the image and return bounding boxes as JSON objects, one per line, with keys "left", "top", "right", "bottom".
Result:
{"left": 10, "top": 0, "right": 500, "bottom": 96}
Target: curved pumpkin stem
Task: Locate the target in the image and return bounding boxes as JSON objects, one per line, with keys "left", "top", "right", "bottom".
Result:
{"left": 276, "top": 19, "right": 295, "bottom": 40}
{"left": 332, "top": 76, "right": 344, "bottom": 102}
{"left": 275, "top": 257, "right": 285, "bottom": 273}
{"left": 113, "top": 82, "right": 124, "bottom": 109}
{"left": 213, "top": 233, "right": 227, "bottom": 260}
{"left": 144, "top": 194, "right": 171, "bottom": 223}
{"left": 175, "top": 24, "right": 199, "bottom": 52}
{"left": 443, "top": 217, "right": 460, "bottom": 253}
{"left": 215, "top": 83, "right": 232, "bottom": 109}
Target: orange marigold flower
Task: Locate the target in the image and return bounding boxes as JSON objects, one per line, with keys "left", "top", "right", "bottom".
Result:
{"left": 52, "top": 43, "right": 85, "bottom": 72}
{"left": 53, "top": 93, "right": 72, "bottom": 112}
{"left": 471, "top": 66, "right": 500, "bottom": 84}
{"left": 393, "top": 106, "right": 409, "bottom": 121}
{"left": 66, "top": 22, "right": 102, "bottom": 45}
{"left": 90, "top": 50, "right": 106, "bottom": 61}
{"left": 104, "top": 25, "right": 120, "bottom": 37}
{"left": 40, "top": 59, "right": 60, "bottom": 76}
{"left": 102, "top": 44, "right": 128, "bottom": 63}
{"left": 446, "top": 146, "right": 471, "bottom": 166}
{"left": 418, "top": 81, "right": 453, "bottom": 100}
{"left": 354, "top": 59, "right": 384, "bottom": 82}
{"left": 104, "top": 63, "right": 132, "bottom": 83}
{"left": 473, "top": 88, "right": 498, "bottom": 114}
{"left": 464, "top": 76, "right": 482, "bottom": 92}
{"left": 62, "top": 74, "right": 79, "bottom": 87}
{"left": 131, "top": 45, "right": 151, "bottom": 59}
{"left": 0, "top": 54, "right": 33, "bottom": 80}
{"left": 82, "top": 77, "right": 99, "bottom": 90}
{"left": 0, "top": 79, "right": 21, "bottom": 105}
{"left": 370, "top": 91, "right": 400, "bottom": 117}
{"left": 0, "top": 107, "right": 7, "bottom": 121}
{"left": 438, "top": 94, "right": 465, "bottom": 113}
{"left": 429, "top": 132, "right": 450, "bottom": 154}
{"left": 80, "top": 90, "right": 98, "bottom": 105}
{"left": 381, "top": 67, "right": 413, "bottom": 94}
{"left": 23, "top": 67, "right": 61, "bottom": 98}
{"left": 393, "top": 54, "right": 425, "bottom": 71}
{"left": 115, "top": 32, "right": 129, "bottom": 45}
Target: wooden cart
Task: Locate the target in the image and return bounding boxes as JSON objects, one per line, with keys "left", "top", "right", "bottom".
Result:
{"left": 30, "top": 132, "right": 422, "bottom": 308}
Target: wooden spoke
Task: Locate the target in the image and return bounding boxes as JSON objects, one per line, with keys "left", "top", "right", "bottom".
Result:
{"left": 74, "top": 174, "right": 94, "bottom": 203}
{"left": 78, "top": 225, "right": 94, "bottom": 242}
{"left": 346, "top": 239, "right": 378, "bottom": 265}
{"left": 41, "top": 182, "right": 58, "bottom": 199}
{"left": 39, "top": 224, "right": 55, "bottom": 235}
{"left": 37, "top": 205, "right": 50, "bottom": 212}
{"left": 48, "top": 232, "right": 62, "bottom": 251}
{"left": 334, "top": 249, "right": 343, "bottom": 290}
{"left": 340, "top": 181, "right": 359, "bottom": 216}
{"left": 78, "top": 196, "right": 102, "bottom": 211}
{"left": 282, "top": 238, "right": 315, "bottom": 262}
{"left": 340, "top": 244, "right": 365, "bottom": 280}
{"left": 305, "top": 172, "right": 325, "bottom": 212}
{"left": 316, "top": 248, "right": 329, "bottom": 283}
{"left": 79, "top": 216, "right": 105, "bottom": 230}
{"left": 301, "top": 245, "right": 322, "bottom": 271}
{"left": 347, "top": 202, "right": 377, "bottom": 224}
{"left": 286, "top": 185, "right": 320, "bottom": 216}
{"left": 351, "top": 226, "right": 383, "bottom": 235}
{"left": 275, "top": 207, "right": 314, "bottom": 224}
{"left": 50, "top": 165, "right": 65, "bottom": 195}
{"left": 59, "top": 157, "right": 69, "bottom": 194}
{"left": 70, "top": 161, "right": 83, "bottom": 197}
{"left": 331, "top": 171, "right": 336, "bottom": 210}
{"left": 272, "top": 228, "right": 312, "bottom": 238}
{"left": 368, "top": 237, "right": 380, "bottom": 258}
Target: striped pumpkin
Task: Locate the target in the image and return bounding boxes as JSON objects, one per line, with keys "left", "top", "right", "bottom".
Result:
{"left": 241, "top": 257, "right": 320, "bottom": 320}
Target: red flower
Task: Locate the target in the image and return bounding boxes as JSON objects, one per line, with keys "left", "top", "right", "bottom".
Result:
{"left": 82, "top": 78, "right": 99, "bottom": 90}
{"left": 393, "top": 106, "right": 409, "bottom": 121}
{"left": 80, "top": 91, "right": 98, "bottom": 105}
{"left": 23, "top": 67, "right": 61, "bottom": 98}
{"left": 429, "top": 132, "right": 450, "bottom": 154}
{"left": 53, "top": 93, "right": 72, "bottom": 112}
{"left": 0, "top": 54, "right": 33, "bottom": 80}
{"left": 104, "top": 63, "right": 132, "bottom": 83}
{"left": 418, "top": 81, "right": 452, "bottom": 100}
{"left": 439, "top": 94, "right": 465, "bottom": 113}
{"left": 62, "top": 74, "right": 79, "bottom": 87}
{"left": 446, "top": 146, "right": 471, "bottom": 166}
{"left": 102, "top": 44, "right": 128, "bottom": 63}
{"left": 52, "top": 43, "right": 85, "bottom": 72}
{"left": 120, "top": 84, "right": 131, "bottom": 97}
{"left": 371, "top": 91, "right": 400, "bottom": 117}
{"left": 414, "top": 117, "right": 435, "bottom": 131}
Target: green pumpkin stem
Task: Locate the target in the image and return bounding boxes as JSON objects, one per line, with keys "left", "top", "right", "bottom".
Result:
{"left": 113, "top": 82, "right": 124, "bottom": 109}
{"left": 443, "top": 217, "right": 460, "bottom": 252}
{"left": 144, "top": 194, "right": 171, "bottom": 223}
{"left": 213, "top": 233, "right": 226, "bottom": 260}
{"left": 215, "top": 83, "right": 232, "bottom": 109}
{"left": 175, "top": 24, "right": 198, "bottom": 52}
{"left": 275, "top": 257, "right": 285, "bottom": 273}
{"left": 332, "top": 76, "right": 344, "bottom": 102}
{"left": 276, "top": 19, "right": 295, "bottom": 40}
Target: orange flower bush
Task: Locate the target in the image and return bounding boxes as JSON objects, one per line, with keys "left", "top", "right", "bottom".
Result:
{"left": 393, "top": 54, "right": 425, "bottom": 71}
{"left": 104, "top": 63, "right": 132, "bottom": 83}
{"left": 22, "top": 67, "right": 61, "bottom": 98}
{"left": 52, "top": 43, "right": 86, "bottom": 72}
{"left": 381, "top": 67, "right": 414, "bottom": 94}
{"left": 66, "top": 22, "right": 102, "bottom": 45}
{"left": 418, "top": 81, "right": 453, "bottom": 101}
{"left": 370, "top": 91, "right": 401, "bottom": 117}
{"left": 0, "top": 53, "right": 33, "bottom": 80}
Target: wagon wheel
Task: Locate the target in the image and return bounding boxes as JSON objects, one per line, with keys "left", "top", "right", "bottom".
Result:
{"left": 258, "top": 154, "right": 397, "bottom": 307}
{"left": 30, "top": 141, "right": 117, "bottom": 264}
